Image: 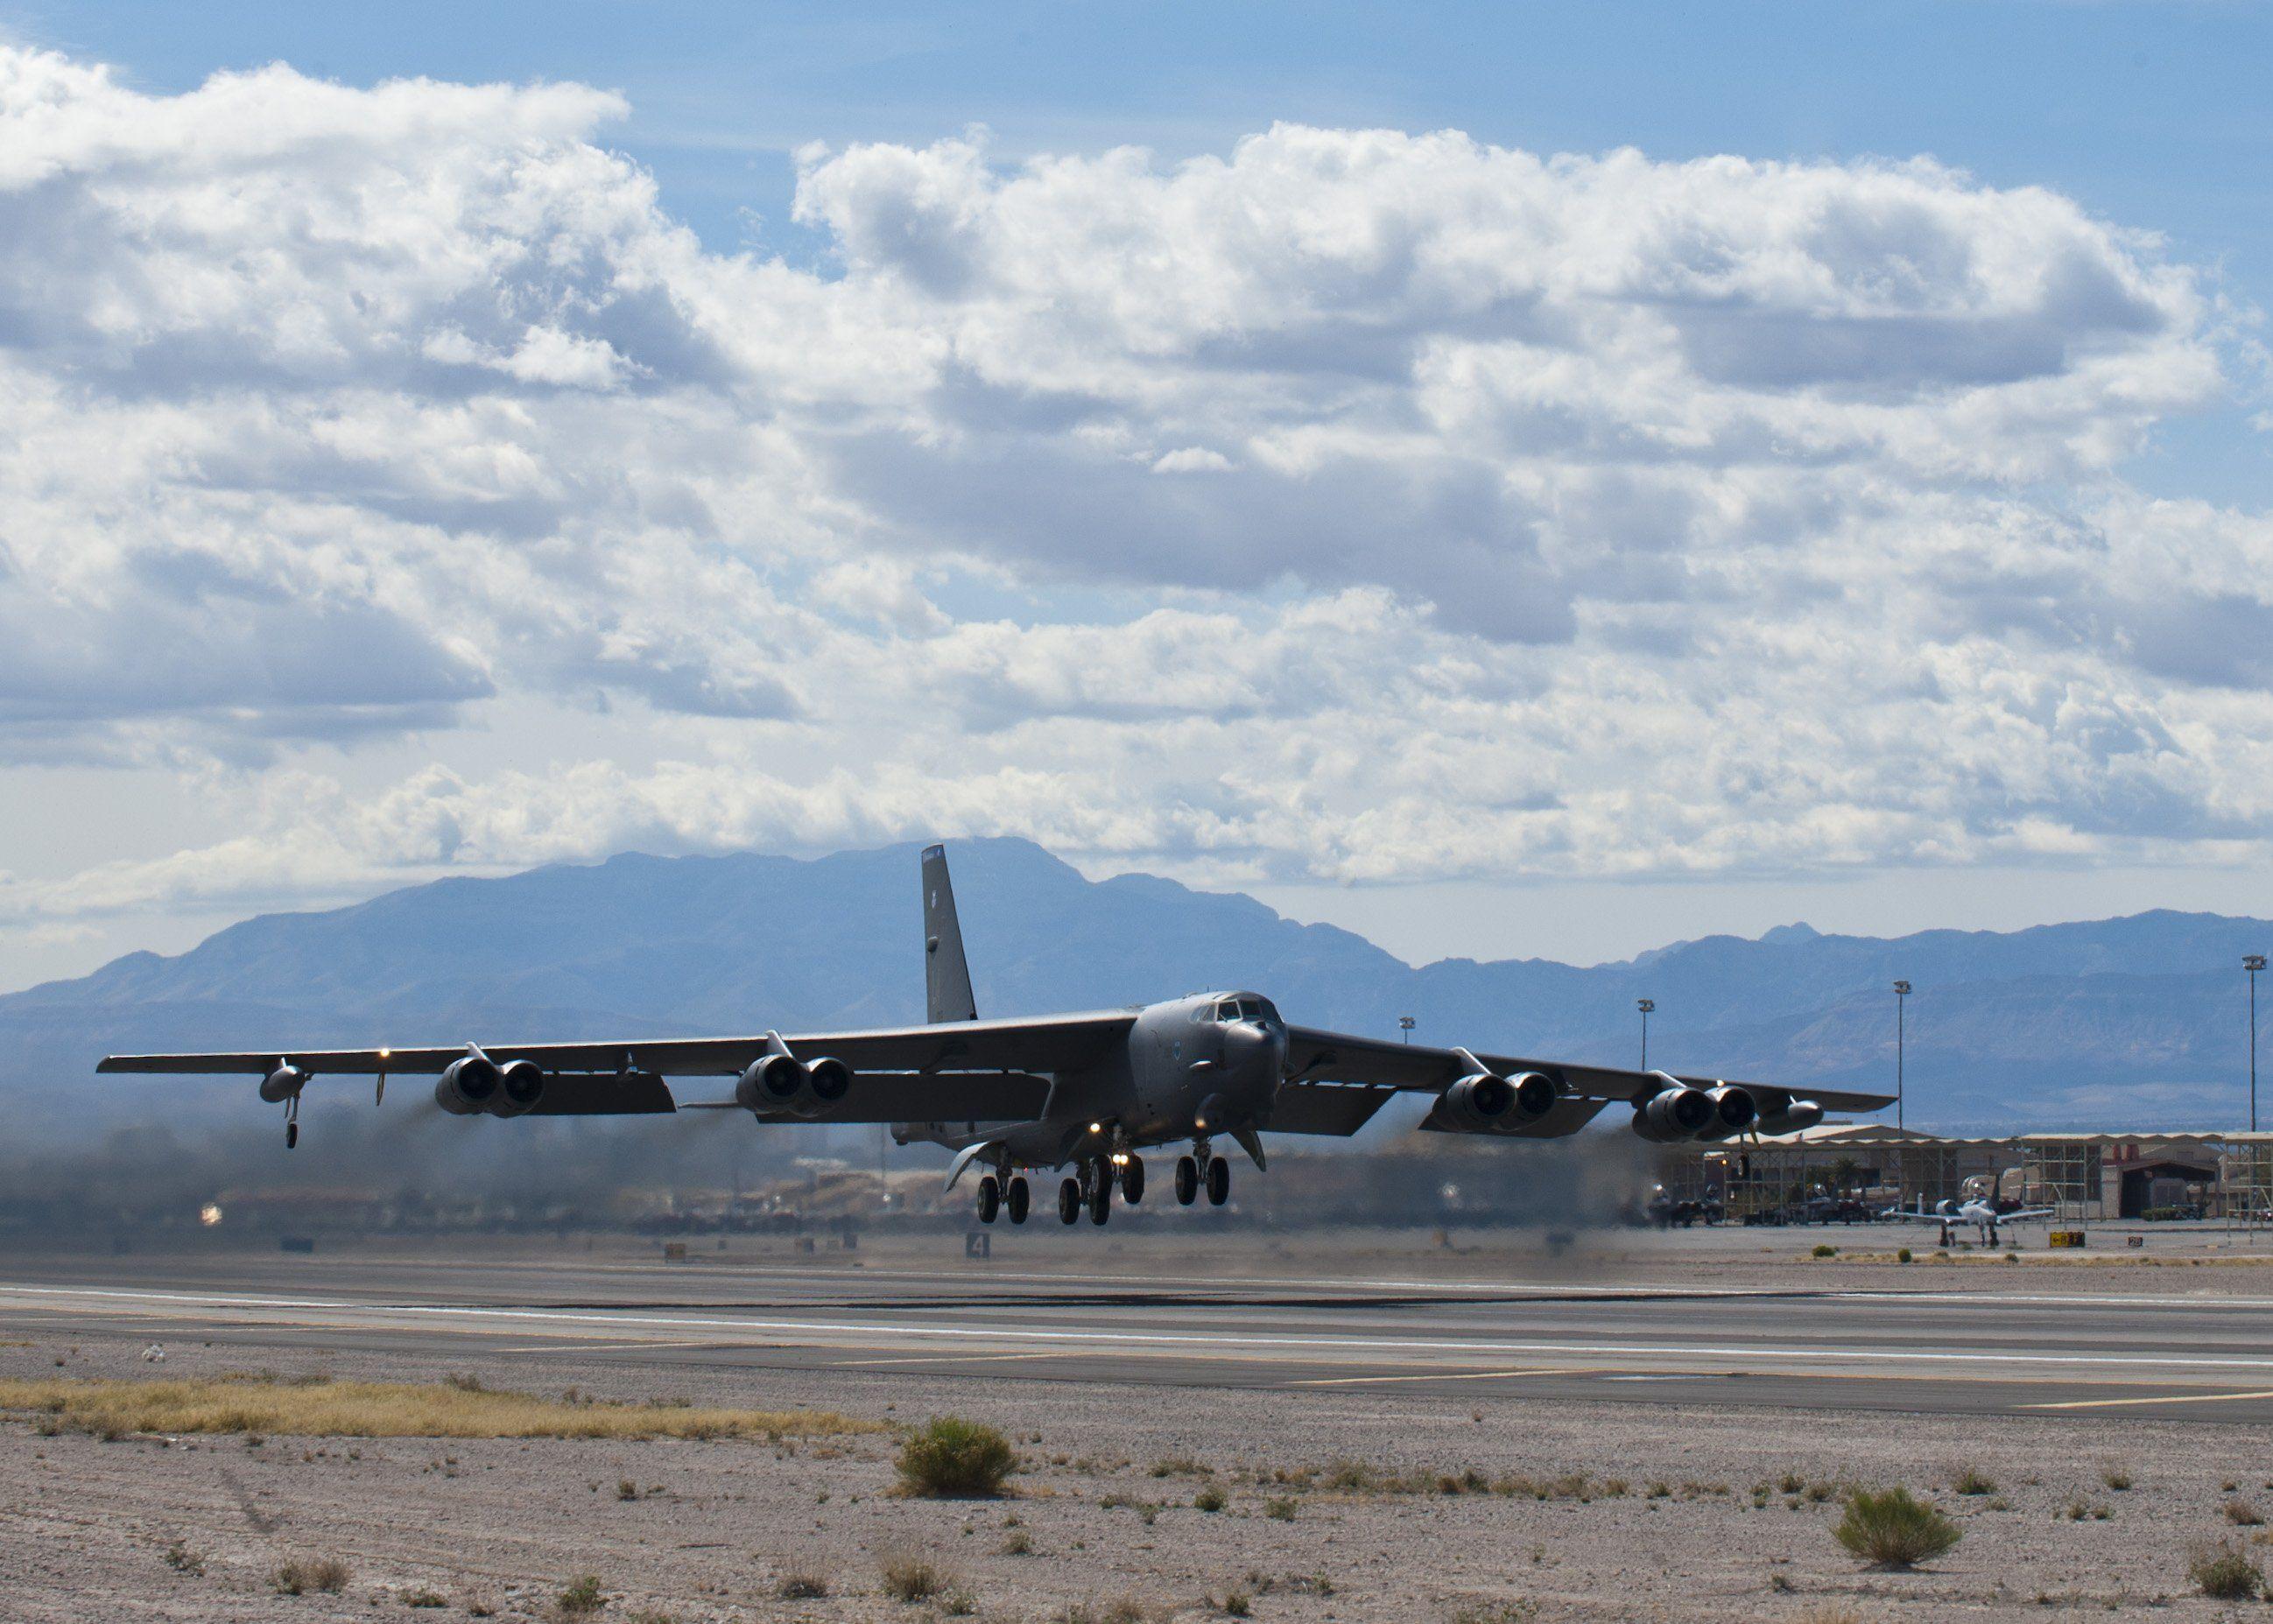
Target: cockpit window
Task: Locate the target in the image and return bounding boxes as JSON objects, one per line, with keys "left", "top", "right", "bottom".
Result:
{"left": 1214, "top": 1001, "right": 1241, "bottom": 1023}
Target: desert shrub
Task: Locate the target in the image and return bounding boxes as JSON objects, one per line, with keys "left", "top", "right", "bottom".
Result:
{"left": 271, "top": 1557, "right": 351, "bottom": 1595}
{"left": 2224, "top": 1498, "right": 2265, "bottom": 1527}
{"left": 1812, "top": 1244, "right": 1838, "bottom": 1258}
{"left": 1194, "top": 1487, "right": 1228, "bottom": 1513}
{"left": 878, "top": 1550, "right": 953, "bottom": 1603}
{"left": 1265, "top": 1496, "right": 1297, "bottom": 1520}
{"left": 1832, "top": 1487, "right": 1960, "bottom": 1569}
{"left": 2188, "top": 1541, "right": 2264, "bottom": 1600}
{"left": 1897, "top": 1248, "right": 1913, "bottom": 1263}
{"left": 2100, "top": 1463, "right": 2133, "bottom": 1491}
{"left": 555, "top": 1574, "right": 607, "bottom": 1616}
{"left": 1949, "top": 1466, "right": 1995, "bottom": 1495}
{"left": 999, "top": 1527, "right": 1034, "bottom": 1555}
{"left": 775, "top": 1565, "right": 828, "bottom": 1599}
{"left": 896, "top": 1416, "right": 1017, "bottom": 1498}
{"left": 162, "top": 1537, "right": 205, "bottom": 1575}
{"left": 404, "top": 1591, "right": 448, "bottom": 1609}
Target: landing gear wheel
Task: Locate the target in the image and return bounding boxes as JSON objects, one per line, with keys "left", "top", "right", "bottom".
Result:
{"left": 1121, "top": 1156, "right": 1145, "bottom": 1205}
{"left": 1087, "top": 1175, "right": 1111, "bottom": 1225}
{"left": 285, "top": 1121, "right": 299, "bottom": 1150}
{"left": 976, "top": 1175, "right": 1000, "bottom": 1224}
{"left": 1058, "top": 1178, "right": 1081, "bottom": 1225}
{"left": 1006, "top": 1177, "right": 1030, "bottom": 1224}
{"left": 1206, "top": 1154, "right": 1230, "bottom": 1206}
{"left": 1174, "top": 1155, "right": 1199, "bottom": 1205}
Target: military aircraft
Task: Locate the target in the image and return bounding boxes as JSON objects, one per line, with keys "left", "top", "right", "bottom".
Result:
{"left": 1882, "top": 1196, "right": 2057, "bottom": 1246}
{"left": 101, "top": 844, "right": 1896, "bottom": 1227}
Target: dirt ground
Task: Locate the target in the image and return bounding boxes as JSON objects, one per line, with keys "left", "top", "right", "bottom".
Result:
{"left": 5, "top": 1321, "right": 2273, "bottom": 1623}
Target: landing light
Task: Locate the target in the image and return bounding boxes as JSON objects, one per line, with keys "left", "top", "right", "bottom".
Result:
{"left": 1110, "top": 1152, "right": 1129, "bottom": 1165}
{"left": 199, "top": 1203, "right": 222, "bottom": 1227}
{"left": 1088, "top": 1121, "right": 1103, "bottom": 1134}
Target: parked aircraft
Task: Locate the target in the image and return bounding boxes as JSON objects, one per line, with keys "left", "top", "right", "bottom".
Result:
{"left": 101, "top": 845, "right": 1896, "bottom": 1227}
{"left": 1882, "top": 1197, "right": 2057, "bottom": 1246}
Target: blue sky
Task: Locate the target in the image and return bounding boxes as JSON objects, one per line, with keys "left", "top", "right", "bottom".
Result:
{"left": 1, "top": 3, "right": 2271, "bottom": 982}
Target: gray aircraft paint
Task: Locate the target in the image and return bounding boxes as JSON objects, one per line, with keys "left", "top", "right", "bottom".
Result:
{"left": 97, "top": 844, "right": 1895, "bottom": 1221}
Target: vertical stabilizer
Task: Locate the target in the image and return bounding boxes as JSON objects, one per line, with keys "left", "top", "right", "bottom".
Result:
{"left": 922, "top": 843, "right": 977, "bottom": 1023}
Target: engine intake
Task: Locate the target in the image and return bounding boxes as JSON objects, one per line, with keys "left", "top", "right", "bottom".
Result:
{"left": 1436, "top": 1070, "right": 1558, "bottom": 1133}
{"left": 736, "top": 1051, "right": 852, "bottom": 1119}
{"left": 1632, "top": 1086, "right": 1715, "bottom": 1142}
{"left": 492, "top": 1059, "right": 546, "bottom": 1118}
{"left": 435, "top": 1054, "right": 502, "bottom": 1115}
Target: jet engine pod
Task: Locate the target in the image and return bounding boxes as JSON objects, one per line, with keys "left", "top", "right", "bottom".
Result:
{"left": 1632, "top": 1086, "right": 1714, "bottom": 1142}
{"left": 258, "top": 1064, "right": 308, "bottom": 1105}
{"left": 1706, "top": 1085, "right": 1756, "bottom": 1133}
{"left": 1753, "top": 1099, "right": 1824, "bottom": 1136}
{"left": 435, "top": 1054, "right": 503, "bottom": 1115}
{"left": 1506, "top": 1071, "right": 1559, "bottom": 1123}
{"left": 736, "top": 1051, "right": 842, "bottom": 1118}
{"left": 1438, "top": 1072, "right": 1517, "bottom": 1131}
{"left": 490, "top": 1059, "right": 546, "bottom": 1117}
{"left": 807, "top": 1056, "right": 852, "bottom": 1108}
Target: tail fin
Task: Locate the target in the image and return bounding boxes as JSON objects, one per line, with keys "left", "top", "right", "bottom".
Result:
{"left": 922, "top": 843, "right": 977, "bottom": 1023}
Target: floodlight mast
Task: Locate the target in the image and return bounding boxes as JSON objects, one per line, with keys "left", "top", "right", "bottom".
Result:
{"left": 1893, "top": 981, "right": 1912, "bottom": 1134}
{"left": 1636, "top": 998, "right": 1655, "bottom": 1070}
{"left": 2248, "top": 955, "right": 2266, "bottom": 1134}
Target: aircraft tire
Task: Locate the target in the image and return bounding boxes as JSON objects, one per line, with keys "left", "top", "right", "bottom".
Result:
{"left": 1058, "top": 1178, "right": 1081, "bottom": 1224}
{"left": 1006, "top": 1177, "right": 1030, "bottom": 1224}
{"left": 1122, "top": 1156, "right": 1144, "bottom": 1205}
{"left": 976, "top": 1175, "right": 1000, "bottom": 1224}
{"left": 1174, "top": 1155, "right": 1199, "bottom": 1205}
{"left": 1206, "top": 1155, "right": 1230, "bottom": 1206}
{"left": 1088, "top": 1178, "right": 1111, "bottom": 1225}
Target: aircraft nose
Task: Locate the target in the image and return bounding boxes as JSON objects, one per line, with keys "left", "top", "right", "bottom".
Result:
{"left": 1225, "top": 1019, "right": 1288, "bottom": 1077}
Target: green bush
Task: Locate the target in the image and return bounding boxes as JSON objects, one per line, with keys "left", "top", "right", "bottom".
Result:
{"left": 896, "top": 1416, "right": 1017, "bottom": 1498}
{"left": 1811, "top": 1244, "right": 1838, "bottom": 1258}
{"left": 2188, "top": 1541, "right": 2263, "bottom": 1600}
{"left": 1832, "top": 1487, "right": 1960, "bottom": 1569}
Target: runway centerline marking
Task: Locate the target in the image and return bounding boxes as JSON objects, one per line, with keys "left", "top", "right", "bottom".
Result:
{"left": 2023, "top": 1388, "right": 2273, "bottom": 1410}
{"left": 12, "top": 1283, "right": 2273, "bottom": 1377}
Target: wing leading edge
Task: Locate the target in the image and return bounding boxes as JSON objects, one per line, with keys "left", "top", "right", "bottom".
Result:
{"left": 1281, "top": 1023, "right": 1897, "bottom": 1116}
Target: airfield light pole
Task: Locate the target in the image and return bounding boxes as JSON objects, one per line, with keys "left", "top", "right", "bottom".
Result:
{"left": 1893, "top": 981, "right": 1911, "bottom": 1135}
{"left": 2248, "top": 955, "right": 2266, "bottom": 1133}
{"left": 1636, "top": 998, "right": 1655, "bottom": 1070}
{"left": 1398, "top": 1016, "right": 1416, "bottom": 1044}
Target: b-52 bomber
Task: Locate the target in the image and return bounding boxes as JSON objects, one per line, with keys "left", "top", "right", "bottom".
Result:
{"left": 101, "top": 844, "right": 1895, "bottom": 1227}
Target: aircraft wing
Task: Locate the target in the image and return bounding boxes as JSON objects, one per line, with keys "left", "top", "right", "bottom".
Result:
{"left": 1281, "top": 1024, "right": 1897, "bottom": 1117}
{"left": 97, "top": 1010, "right": 1131, "bottom": 1118}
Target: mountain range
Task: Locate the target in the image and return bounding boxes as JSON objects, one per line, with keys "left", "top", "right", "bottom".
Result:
{"left": 7, "top": 837, "right": 2268, "bottom": 1142}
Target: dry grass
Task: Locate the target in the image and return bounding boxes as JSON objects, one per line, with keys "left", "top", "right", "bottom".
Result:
{"left": 1832, "top": 1487, "right": 1961, "bottom": 1569}
{"left": 0, "top": 1374, "right": 877, "bottom": 1442}
{"left": 878, "top": 1549, "right": 957, "bottom": 1603}
{"left": 271, "top": 1557, "right": 351, "bottom": 1595}
{"left": 894, "top": 1415, "right": 1017, "bottom": 1497}
{"left": 2188, "top": 1540, "right": 2264, "bottom": 1600}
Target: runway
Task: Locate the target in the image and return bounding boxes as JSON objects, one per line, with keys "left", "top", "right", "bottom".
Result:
{"left": 4, "top": 1245, "right": 2269, "bottom": 1420}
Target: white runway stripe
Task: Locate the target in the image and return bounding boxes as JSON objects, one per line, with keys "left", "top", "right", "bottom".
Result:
{"left": 8, "top": 1282, "right": 2273, "bottom": 1375}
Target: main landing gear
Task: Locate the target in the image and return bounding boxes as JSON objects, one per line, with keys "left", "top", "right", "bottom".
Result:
{"left": 1052, "top": 1155, "right": 1146, "bottom": 1226}
{"left": 975, "top": 1172, "right": 1031, "bottom": 1226}
{"left": 1174, "top": 1141, "right": 1231, "bottom": 1206}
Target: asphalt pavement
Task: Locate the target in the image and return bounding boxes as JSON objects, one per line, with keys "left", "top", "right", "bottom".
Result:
{"left": 4, "top": 1239, "right": 2270, "bottom": 1420}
